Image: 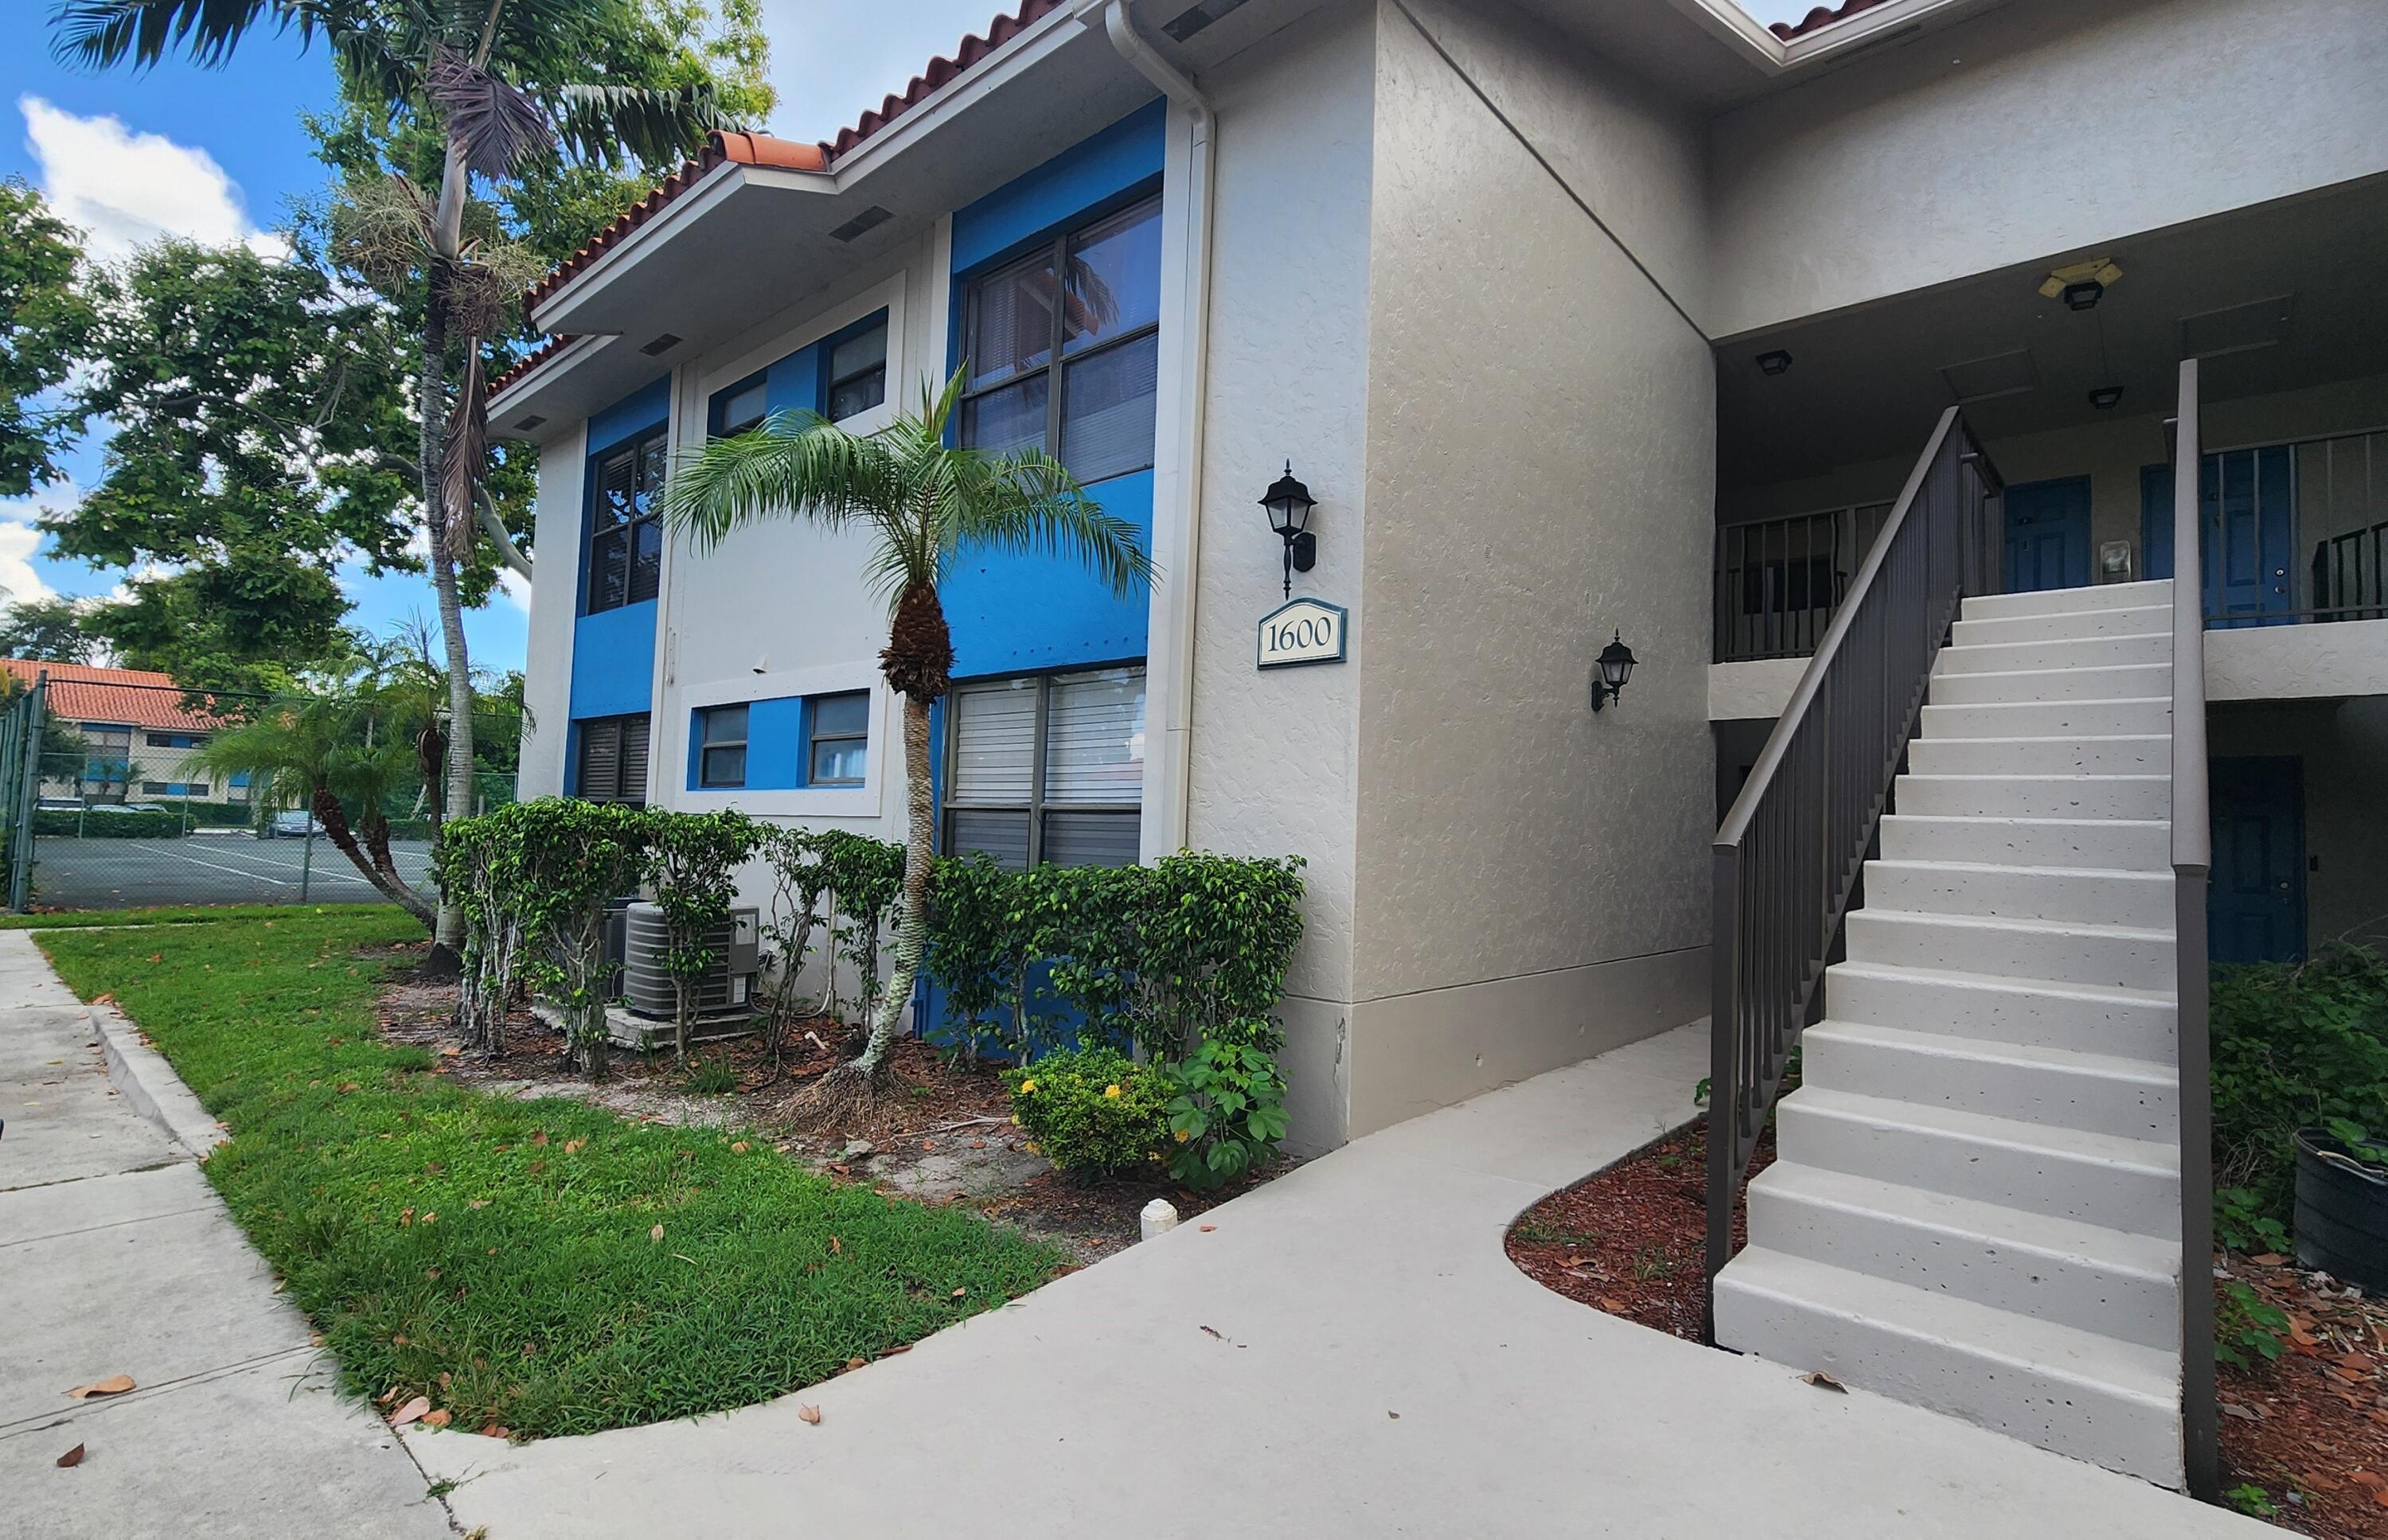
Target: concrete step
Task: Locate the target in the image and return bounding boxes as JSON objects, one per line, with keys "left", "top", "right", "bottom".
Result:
{"left": 1846, "top": 910, "right": 2175, "bottom": 992}
{"left": 1950, "top": 604, "right": 2175, "bottom": 648}
{"left": 1894, "top": 774, "right": 2169, "bottom": 820}
{"left": 1775, "top": 1087, "right": 2180, "bottom": 1235}
{"left": 1930, "top": 663, "right": 2171, "bottom": 707}
{"left": 1935, "top": 632, "right": 2171, "bottom": 674}
{"left": 1711, "top": 1247, "right": 2184, "bottom": 1485}
{"left": 1826, "top": 961, "right": 2179, "bottom": 1062}
{"left": 1959, "top": 580, "right": 2171, "bottom": 622}
{"left": 1743, "top": 1163, "right": 2181, "bottom": 1347}
{"left": 1908, "top": 735, "right": 2168, "bottom": 776}
{"left": 1863, "top": 859, "right": 2174, "bottom": 928}
{"left": 1879, "top": 814, "right": 2169, "bottom": 871}
{"left": 1801, "top": 1019, "right": 2177, "bottom": 1136}
{"left": 1919, "top": 698, "right": 2173, "bottom": 739}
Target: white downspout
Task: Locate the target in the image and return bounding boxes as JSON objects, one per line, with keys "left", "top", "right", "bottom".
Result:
{"left": 1085, "top": 0, "right": 1214, "bottom": 852}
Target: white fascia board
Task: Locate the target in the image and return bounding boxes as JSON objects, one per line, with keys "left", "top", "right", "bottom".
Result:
{"left": 821, "top": 3, "right": 1086, "bottom": 191}
{"left": 1664, "top": 0, "right": 2004, "bottom": 80}
{"left": 527, "top": 162, "right": 835, "bottom": 333}
{"left": 487, "top": 333, "right": 617, "bottom": 424}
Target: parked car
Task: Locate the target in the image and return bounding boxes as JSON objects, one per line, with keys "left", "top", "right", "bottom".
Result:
{"left": 92, "top": 802, "right": 169, "bottom": 817}
{"left": 34, "top": 797, "right": 84, "bottom": 813}
{"left": 269, "top": 809, "right": 325, "bottom": 838}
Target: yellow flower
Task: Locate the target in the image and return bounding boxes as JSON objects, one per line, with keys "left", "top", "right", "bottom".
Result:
{"left": 1018, "top": 1078, "right": 1036, "bottom": 1095}
{"left": 1174, "top": 1128, "right": 1192, "bottom": 1144}
{"left": 1104, "top": 1084, "right": 1122, "bottom": 1100}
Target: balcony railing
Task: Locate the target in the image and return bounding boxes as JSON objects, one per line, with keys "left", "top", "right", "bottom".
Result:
{"left": 1712, "top": 504, "right": 1891, "bottom": 663}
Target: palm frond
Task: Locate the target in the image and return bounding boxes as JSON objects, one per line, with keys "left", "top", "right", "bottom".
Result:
{"left": 548, "top": 81, "right": 733, "bottom": 170}
{"left": 48, "top": 0, "right": 313, "bottom": 70}
{"left": 427, "top": 44, "right": 554, "bottom": 177}
{"left": 439, "top": 345, "right": 487, "bottom": 558}
{"left": 942, "top": 448, "right": 1155, "bottom": 600}
{"left": 662, "top": 411, "right": 897, "bottom": 555}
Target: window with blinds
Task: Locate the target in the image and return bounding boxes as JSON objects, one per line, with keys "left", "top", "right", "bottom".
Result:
{"left": 576, "top": 714, "right": 651, "bottom": 805}
{"left": 943, "top": 667, "right": 1144, "bottom": 870}
{"left": 587, "top": 427, "right": 665, "bottom": 614}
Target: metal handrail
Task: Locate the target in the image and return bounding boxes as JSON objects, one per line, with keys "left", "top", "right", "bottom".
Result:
{"left": 2171, "top": 358, "right": 2218, "bottom": 1499}
{"left": 1704, "top": 407, "right": 2003, "bottom": 1324}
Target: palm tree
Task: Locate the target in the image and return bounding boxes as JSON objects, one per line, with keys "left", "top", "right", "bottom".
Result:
{"left": 53, "top": 0, "right": 745, "bottom": 964}
{"left": 665, "top": 367, "right": 1153, "bottom": 1119}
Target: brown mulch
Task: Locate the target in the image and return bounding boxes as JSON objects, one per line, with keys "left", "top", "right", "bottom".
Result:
{"left": 371, "top": 951, "right": 1277, "bottom": 1264}
{"left": 2218, "top": 1255, "right": 2388, "bottom": 1537}
{"left": 1505, "top": 1115, "right": 1768, "bottom": 1341}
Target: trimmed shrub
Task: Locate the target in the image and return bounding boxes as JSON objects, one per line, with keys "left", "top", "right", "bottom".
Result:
{"left": 36, "top": 808, "right": 182, "bottom": 838}
{"left": 1006, "top": 1047, "right": 1171, "bottom": 1176}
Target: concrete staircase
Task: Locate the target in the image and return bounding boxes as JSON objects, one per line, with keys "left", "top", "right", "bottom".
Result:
{"left": 1712, "top": 579, "right": 2187, "bottom": 1487}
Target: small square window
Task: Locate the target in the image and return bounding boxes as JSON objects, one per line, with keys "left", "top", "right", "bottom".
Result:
{"left": 806, "top": 691, "right": 868, "bottom": 786}
{"left": 826, "top": 321, "right": 888, "bottom": 423}
{"left": 718, "top": 379, "right": 769, "bottom": 437}
{"left": 698, "top": 704, "right": 748, "bottom": 789}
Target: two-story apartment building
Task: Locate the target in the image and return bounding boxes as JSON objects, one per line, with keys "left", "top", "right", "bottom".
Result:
{"left": 498, "top": 0, "right": 2388, "bottom": 1493}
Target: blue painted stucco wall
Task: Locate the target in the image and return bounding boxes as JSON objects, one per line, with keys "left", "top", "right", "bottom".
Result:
{"left": 568, "top": 376, "right": 670, "bottom": 724}
{"left": 942, "top": 98, "right": 1164, "bottom": 682}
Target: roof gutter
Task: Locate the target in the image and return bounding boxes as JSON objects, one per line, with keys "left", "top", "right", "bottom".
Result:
{"left": 1081, "top": 0, "right": 1213, "bottom": 856}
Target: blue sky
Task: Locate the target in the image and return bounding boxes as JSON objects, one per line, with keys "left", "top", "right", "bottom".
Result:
{"left": 4, "top": 0, "right": 1814, "bottom": 676}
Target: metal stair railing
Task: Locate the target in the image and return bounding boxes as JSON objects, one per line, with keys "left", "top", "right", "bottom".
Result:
{"left": 1704, "top": 407, "right": 2003, "bottom": 1329}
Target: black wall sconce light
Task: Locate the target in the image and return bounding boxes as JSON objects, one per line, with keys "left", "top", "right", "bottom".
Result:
{"left": 1756, "top": 349, "right": 1794, "bottom": 376}
{"left": 1590, "top": 630, "right": 1638, "bottom": 712}
{"left": 1262, "top": 462, "right": 1317, "bottom": 598}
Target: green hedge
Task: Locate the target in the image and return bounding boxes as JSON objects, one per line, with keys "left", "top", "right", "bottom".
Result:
{"left": 35, "top": 808, "right": 184, "bottom": 838}
{"left": 2211, "top": 945, "right": 2388, "bottom": 1231}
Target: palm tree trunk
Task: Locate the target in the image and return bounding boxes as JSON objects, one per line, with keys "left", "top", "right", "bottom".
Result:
{"left": 851, "top": 692, "right": 933, "bottom": 1074}
{"left": 417, "top": 138, "right": 475, "bottom": 968}
{"left": 313, "top": 786, "right": 435, "bottom": 925}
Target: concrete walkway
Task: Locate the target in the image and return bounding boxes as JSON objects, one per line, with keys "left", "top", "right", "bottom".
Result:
{"left": 0, "top": 931, "right": 451, "bottom": 1539}
{"left": 413, "top": 1021, "right": 2265, "bottom": 1538}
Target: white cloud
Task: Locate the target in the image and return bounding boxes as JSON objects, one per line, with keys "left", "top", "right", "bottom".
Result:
{"left": 0, "top": 524, "right": 56, "bottom": 608}
{"left": 498, "top": 567, "right": 530, "bottom": 612}
{"left": 19, "top": 95, "right": 283, "bottom": 261}
{"left": 755, "top": 0, "right": 1017, "bottom": 142}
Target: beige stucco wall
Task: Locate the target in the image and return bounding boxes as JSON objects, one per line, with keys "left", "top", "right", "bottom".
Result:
{"left": 1185, "top": 0, "right": 1380, "bottom": 1154}
{"left": 1340, "top": 0, "right": 1714, "bottom": 1138}
{"left": 1707, "top": 0, "right": 2388, "bottom": 338}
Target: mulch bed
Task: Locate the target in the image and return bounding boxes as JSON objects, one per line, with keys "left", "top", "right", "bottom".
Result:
{"left": 370, "top": 942, "right": 1271, "bottom": 1264}
{"left": 1505, "top": 1115, "right": 1767, "bottom": 1341}
{"left": 2218, "top": 1255, "right": 2388, "bottom": 1538}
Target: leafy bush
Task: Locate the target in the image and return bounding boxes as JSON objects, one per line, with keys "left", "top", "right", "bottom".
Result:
{"left": 1006, "top": 1047, "right": 1171, "bottom": 1176}
{"left": 35, "top": 807, "right": 183, "bottom": 837}
{"left": 1162, "top": 1023, "right": 1290, "bottom": 1189}
{"left": 2214, "top": 1278, "right": 2291, "bottom": 1371}
{"left": 2210, "top": 945, "right": 2388, "bottom": 1230}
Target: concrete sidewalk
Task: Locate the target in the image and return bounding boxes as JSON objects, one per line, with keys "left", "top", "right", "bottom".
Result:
{"left": 413, "top": 1020, "right": 2265, "bottom": 1539}
{"left": 0, "top": 930, "right": 450, "bottom": 1539}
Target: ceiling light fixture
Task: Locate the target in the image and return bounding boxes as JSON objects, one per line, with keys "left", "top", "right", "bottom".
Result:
{"left": 1755, "top": 349, "right": 1793, "bottom": 376}
{"left": 2087, "top": 385, "right": 2125, "bottom": 411}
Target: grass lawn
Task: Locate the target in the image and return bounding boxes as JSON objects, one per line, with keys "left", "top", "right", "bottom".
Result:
{"left": 1, "top": 902, "right": 398, "bottom": 930}
{"left": 35, "top": 908, "right": 1067, "bottom": 1439}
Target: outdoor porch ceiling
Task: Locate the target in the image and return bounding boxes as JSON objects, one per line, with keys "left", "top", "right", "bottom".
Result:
{"left": 1716, "top": 174, "right": 2388, "bottom": 488}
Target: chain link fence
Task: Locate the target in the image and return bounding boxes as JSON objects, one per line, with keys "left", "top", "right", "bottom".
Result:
{"left": 0, "top": 674, "right": 518, "bottom": 913}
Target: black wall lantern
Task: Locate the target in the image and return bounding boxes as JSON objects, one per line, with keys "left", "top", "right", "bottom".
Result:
{"left": 1262, "top": 462, "right": 1317, "bottom": 598}
{"left": 1590, "top": 630, "right": 1637, "bottom": 712}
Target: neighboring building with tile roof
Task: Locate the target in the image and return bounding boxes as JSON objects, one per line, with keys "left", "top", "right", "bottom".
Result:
{"left": 2, "top": 660, "right": 242, "bottom": 803}
{"left": 492, "top": 0, "right": 2388, "bottom": 1488}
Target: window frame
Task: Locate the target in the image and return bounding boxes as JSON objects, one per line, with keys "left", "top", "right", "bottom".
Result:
{"left": 958, "top": 193, "right": 1163, "bottom": 479}
{"left": 584, "top": 425, "right": 668, "bottom": 615}
{"left": 822, "top": 318, "right": 889, "bottom": 425}
{"left": 712, "top": 372, "right": 770, "bottom": 439}
{"left": 696, "top": 704, "right": 749, "bottom": 789}
{"left": 940, "top": 665, "right": 1145, "bottom": 870}
{"left": 575, "top": 712, "right": 652, "bottom": 806}
{"left": 804, "top": 691, "right": 870, "bottom": 787}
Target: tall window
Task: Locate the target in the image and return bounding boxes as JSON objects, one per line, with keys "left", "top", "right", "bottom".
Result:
{"left": 696, "top": 705, "right": 747, "bottom": 789}
{"left": 576, "top": 714, "right": 651, "bottom": 805}
{"left": 825, "top": 320, "right": 888, "bottom": 423}
{"left": 587, "top": 427, "right": 665, "bottom": 612}
{"left": 944, "top": 667, "right": 1144, "bottom": 870}
{"left": 960, "top": 197, "right": 1161, "bottom": 485}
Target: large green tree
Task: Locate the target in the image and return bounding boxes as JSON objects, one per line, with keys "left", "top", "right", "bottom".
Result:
{"left": 51, "top": 237, "right": 421, "bottom": 695}
{"left": 0, "top": 179, "right": 96, "bottom": 498}
{"left": 666, "top": 372, "right": 1153, "bottom": 1121}
{"left": 0, "top": 597, "right": 101, "bottom": 664}
{"left": 53, "top": 0, "right": 771, "bottom": 960}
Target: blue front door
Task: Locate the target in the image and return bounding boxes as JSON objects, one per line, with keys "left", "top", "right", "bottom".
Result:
{"left": 2207, "top": 446, "right": 2297, "bottom": 626}
{"left": 2208, "top": 756, "right": 2306, "bottom": 965}
{"left": 2004, "top": 477, "right": 2092, "bottom": 593}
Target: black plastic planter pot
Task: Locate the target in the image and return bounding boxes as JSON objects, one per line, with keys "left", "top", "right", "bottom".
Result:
{"left": 2293, "top": 1128, "right": 2388, "bottom": 1292}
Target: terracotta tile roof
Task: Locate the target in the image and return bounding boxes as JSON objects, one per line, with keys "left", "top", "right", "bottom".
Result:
{"left": 1770, "top": 0, "right": 1896, "bottom": 38}
{"left": 505, "top": 2, "right": 1064, "bottom": 388}
{"left": 2, "top": 660, "right": 224, "bottom": 732}
{"left": 490, "top": 333, "right": 579, "bottom": 400}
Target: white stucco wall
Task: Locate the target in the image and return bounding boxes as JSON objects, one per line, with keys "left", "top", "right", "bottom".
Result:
{"left": 516, "top": 427, "right": 586, "bottom": 801}
{"left": 1341, "top": 0, "right": 1714, "bottom": 1136}
{"left": 1184, "top": 0, "right": 1380, "bottom": 1154}
{"left": 1707, "top": 0, "right": 2388, "bottom": 337}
